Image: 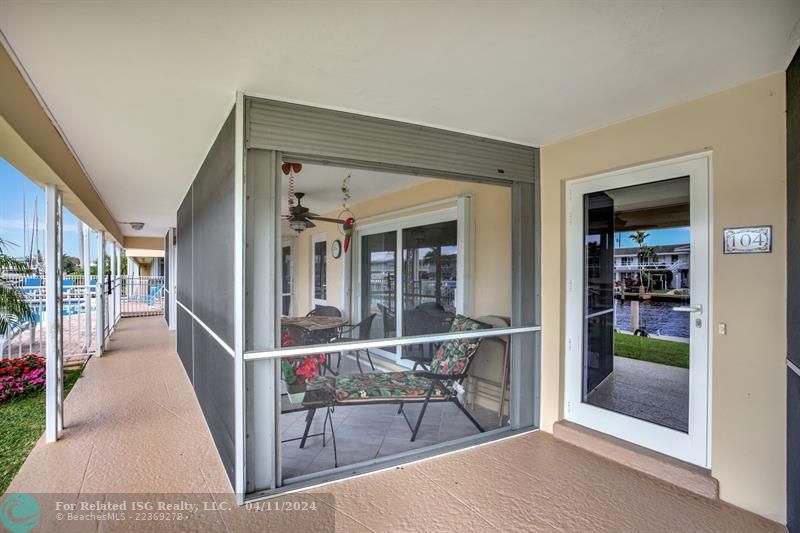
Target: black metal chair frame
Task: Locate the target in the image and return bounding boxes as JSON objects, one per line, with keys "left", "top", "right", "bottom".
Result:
{"left": 300, "top": 331, "right": 488, "bottom": 445}
{"left": 306, "top": 305, "right": 342, "bottom": 318}
{"left": 333, "top": 313, "right": 377, "bottom": 373}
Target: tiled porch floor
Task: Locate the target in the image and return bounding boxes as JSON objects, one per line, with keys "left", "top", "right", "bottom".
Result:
{"left": 7, "top": 317, "right": 783, "bottom": 532}
{"left": 281, "top": 354, "right": 504, "bottom": 478}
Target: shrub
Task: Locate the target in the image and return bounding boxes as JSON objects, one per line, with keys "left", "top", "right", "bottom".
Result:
{"left": 0, "top": 354, "right": 46, "bottom": 403}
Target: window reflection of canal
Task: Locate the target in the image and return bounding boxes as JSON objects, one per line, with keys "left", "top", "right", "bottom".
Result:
{"left": 614, "top": 299, "right": 690, "bottom": 339}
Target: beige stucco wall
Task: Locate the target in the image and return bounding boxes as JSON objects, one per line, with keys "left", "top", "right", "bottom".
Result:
{"left": 289, "top": 178, "right": 512, "bottom": 320}
{"left": 540, "top": 72, "right": 787, "bottom": 522}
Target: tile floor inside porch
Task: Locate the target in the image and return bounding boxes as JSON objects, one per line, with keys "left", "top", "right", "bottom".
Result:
{"left": 281, "top": 353, "right": 504, "bottom": 479}
{"left": 7, "top": 316, "right": 783, "bottom": 532}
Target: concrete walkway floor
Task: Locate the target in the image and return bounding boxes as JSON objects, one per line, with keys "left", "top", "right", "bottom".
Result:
{"left": 6, "top": 317, "right": 783, "bottom": 532}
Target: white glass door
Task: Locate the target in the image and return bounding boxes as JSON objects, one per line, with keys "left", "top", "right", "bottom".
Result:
{"left": 565, "top": 154, "right": 710, "bottom": 467}
{"left": 354, "top": 208, "right": 463, "bottom": 365}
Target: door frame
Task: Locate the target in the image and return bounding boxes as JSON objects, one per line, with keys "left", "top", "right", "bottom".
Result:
{"left": 564, "top": 152, "right": 712, "bottom": 467}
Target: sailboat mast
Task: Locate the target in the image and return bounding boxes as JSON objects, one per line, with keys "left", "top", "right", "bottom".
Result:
{"left": 23, "top": 193, "right": 27, "bottom": 262}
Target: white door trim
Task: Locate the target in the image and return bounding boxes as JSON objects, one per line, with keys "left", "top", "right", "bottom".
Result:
{"left": 564, "top": 152, "right": 712, "bottom": 467}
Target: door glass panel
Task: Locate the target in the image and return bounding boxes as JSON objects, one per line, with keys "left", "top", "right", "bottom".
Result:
{"left": 401, "top": 220, "right": 458, "bottom": 364}
{"left": 361, "top": 231, "right": 397, "bottom": 351}
{"left": 281, "top": 245, "right": 292, "bottom": 316}
{"left": 583, "top": 177, "right": 691, "bottom": 432}
{"left": 313, "top": 240, "right": 326, "bottom": 301}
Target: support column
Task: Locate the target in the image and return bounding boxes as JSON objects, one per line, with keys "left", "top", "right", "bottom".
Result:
{"left": 82, "top": 223, "right": 91, "bottom": 351}
{"left": 45, "top": 184, "right": 63, "bottom": 443}
{"left": 96, "top": 232, "right": 105, "bottom": 356}
{"left": 116, "top": 245, "right": 122, "bottom": 322}
{"left": 56, "top": 192, "right": 64, "bottom": 432}
{"left": 110, "top": 243, "right": 117, "bottom": 330}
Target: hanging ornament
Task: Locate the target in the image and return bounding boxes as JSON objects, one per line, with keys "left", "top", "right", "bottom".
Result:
{"left": 338, "top": 171, "right": 356, "bottom": 253}
{"left": 342, "top": 217, "right": 355, "bottom": 253}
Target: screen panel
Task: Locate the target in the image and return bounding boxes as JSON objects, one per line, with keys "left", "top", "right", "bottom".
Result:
{"left": 176, "top": 305, "right": 193, "bottom": 382}
{"left": 194, "top": 322, "right": 235, "bottom": 485}
{"left": 176, "top": 188, "right": 193, "bottom": 308}
{"left": 192, "top": 110, "right": 236, "bottom": 347}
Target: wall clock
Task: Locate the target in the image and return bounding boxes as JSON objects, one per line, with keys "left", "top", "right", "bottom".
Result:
{"left": 331, "top": 239, "right": 342, "bottom": 259}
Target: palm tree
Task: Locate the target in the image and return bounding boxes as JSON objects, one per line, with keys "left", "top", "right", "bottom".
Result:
{"left": 0, "top": 238, "right": 33, "bottom": 334}
{"left": 629, "top": 231, "right": 652, "bottom": 292}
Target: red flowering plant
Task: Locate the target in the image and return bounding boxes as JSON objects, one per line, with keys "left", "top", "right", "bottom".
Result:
{"left": 0, "top": 354, "right": 46, "bottom": 403}
{"left": 279, "top": 329, "right": 325, "bottom": 389}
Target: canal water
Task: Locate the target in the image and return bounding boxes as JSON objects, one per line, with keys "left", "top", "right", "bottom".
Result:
{"left": 614, "top": 299, "right": 690, "bottom": 339}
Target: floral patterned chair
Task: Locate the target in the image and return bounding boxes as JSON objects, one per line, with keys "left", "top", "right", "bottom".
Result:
{"left": 324, "top": 315, "right": 491, "bottom": 442}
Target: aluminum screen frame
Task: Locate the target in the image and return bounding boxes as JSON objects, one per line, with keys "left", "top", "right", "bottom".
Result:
{"left": 239, "top": 94, "right": 541, "bottom": 501}
{"left": 175, "top": 107, "right": 237, "bottom": 490}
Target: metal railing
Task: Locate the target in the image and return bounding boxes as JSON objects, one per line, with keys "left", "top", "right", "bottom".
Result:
{"left": 1, "top": 281, "right": 97, "bottom": 359}
{"left": 120, "top": 276, "right": 165, "bottom": 317}
{"left": 0, "top": 274, "right": 165, "bottom": 360}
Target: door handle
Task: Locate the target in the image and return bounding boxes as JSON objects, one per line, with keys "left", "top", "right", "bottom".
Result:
{"left": 673, "top": 304, "right": 702, "bottom": 313}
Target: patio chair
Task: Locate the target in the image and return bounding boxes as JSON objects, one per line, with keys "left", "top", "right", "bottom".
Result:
{"left": 332, "top": 313, "right": 377, "bottom": 373}
{"left": 306, "top": 305, "right": 342, "bottom": 317}
{"left": 376, "top": 303, "right": 396, "bottom": 337}
{"left": 302, "top": 315, "right": 491, "bottom": 443}
{"left": 401, "top": 308, "right": 440, "bottom": 370}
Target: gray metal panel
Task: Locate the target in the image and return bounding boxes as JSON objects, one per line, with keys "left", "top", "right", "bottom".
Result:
{"left": 193, "top": 109, "right": 236, "bottom": 348}
{"left": 787, "top": 46, "right": 799, "bottom": 532}
{"left": 176, "top": 306, "right": 193, "bottom": 383}
{"left": 246, "top": 98, "right": 535, "bottom": 183}
{"left": 194, "top": 322, "right": 236, "bottom": 486}
{"left": 164, "top": 232, "right": 170, "bottom": 326}
{"left": 176, "top": 187, "right": 193, "bottom": 308}
{"left": 510, "top": 174, "right": 539, "bottom": 430}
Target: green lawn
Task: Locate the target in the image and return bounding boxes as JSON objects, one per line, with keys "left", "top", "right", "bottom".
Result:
{"left": 614, "top": 332, "right": 689, "bottom": 369}
{"left": 0, "top": 367, "right": 83, "bottom": 494}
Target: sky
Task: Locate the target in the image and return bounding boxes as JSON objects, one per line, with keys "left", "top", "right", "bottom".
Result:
{"left": 615, "top": 228, "right": 690, "bottom": 248}
{"left": 0, "top": 157, "right": 89, "bottom": 262}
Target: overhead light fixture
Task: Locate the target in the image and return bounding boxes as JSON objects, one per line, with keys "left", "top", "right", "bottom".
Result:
{"left": 118, "top": 221, "right": 145, "bottom": 231}
{"left": 290, "top": 219, "right": 308, "bottom": 233}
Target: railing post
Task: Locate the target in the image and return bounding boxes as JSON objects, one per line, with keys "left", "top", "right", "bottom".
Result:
{"left": 110, "top": 244, "right": 116, "bottom": 331}
{"left": 82, "top": 223, "right": 92, "bottom": 351}
{"left": 45, "top": 184, "right": 63, "bottom": 443}
{"left": 96, "top": 232, "right": 105, "bottom": 356}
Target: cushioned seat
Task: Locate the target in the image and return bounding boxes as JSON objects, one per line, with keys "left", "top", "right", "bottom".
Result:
{"left": 333, "top": 315, "right": 487, "bottom": 404}
{"left": 296, "top": 315, "right": 491, "bottom": 444}
{"left": 301, "top": 375, "right": 336, "bottom": 407}
{"left": 334, "top": 371, "right": 452, "bottom": 403}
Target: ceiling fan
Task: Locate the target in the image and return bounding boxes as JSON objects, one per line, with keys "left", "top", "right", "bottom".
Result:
{"left": 283, "top": 192, "right": 345, "bottom": 233}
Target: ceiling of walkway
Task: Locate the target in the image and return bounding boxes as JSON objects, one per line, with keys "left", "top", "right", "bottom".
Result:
{"left": 1, "top": 1, "right": 798, "bottom": 237}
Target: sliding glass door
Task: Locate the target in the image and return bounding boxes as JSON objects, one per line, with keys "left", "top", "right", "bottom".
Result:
{"left": 356, "top": 211, "right": 461, "bottom": 365}
{"left": 360, "top": 230, "right": 398, "bottom": 354}
{"left": 401, "top": 220, "right": 458, "bottom": 362}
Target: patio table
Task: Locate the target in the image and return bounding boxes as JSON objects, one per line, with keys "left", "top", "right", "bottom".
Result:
{"left": 281, "top": 316, "right": 349, "bottom": 331}
{"left": 281, "top": 376, "right": 339, "bottom": 467}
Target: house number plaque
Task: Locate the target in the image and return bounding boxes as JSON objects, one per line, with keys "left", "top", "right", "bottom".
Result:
{"left": 723, "top": 225, "right": 772, "bottom": 254}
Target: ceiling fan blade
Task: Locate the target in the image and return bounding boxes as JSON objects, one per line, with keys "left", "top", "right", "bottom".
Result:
{"left": 305, "top": 219, "right": 316, "bottom": 228}
{"left": 309, "top": 215, "right": 346, "bottom": 224}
